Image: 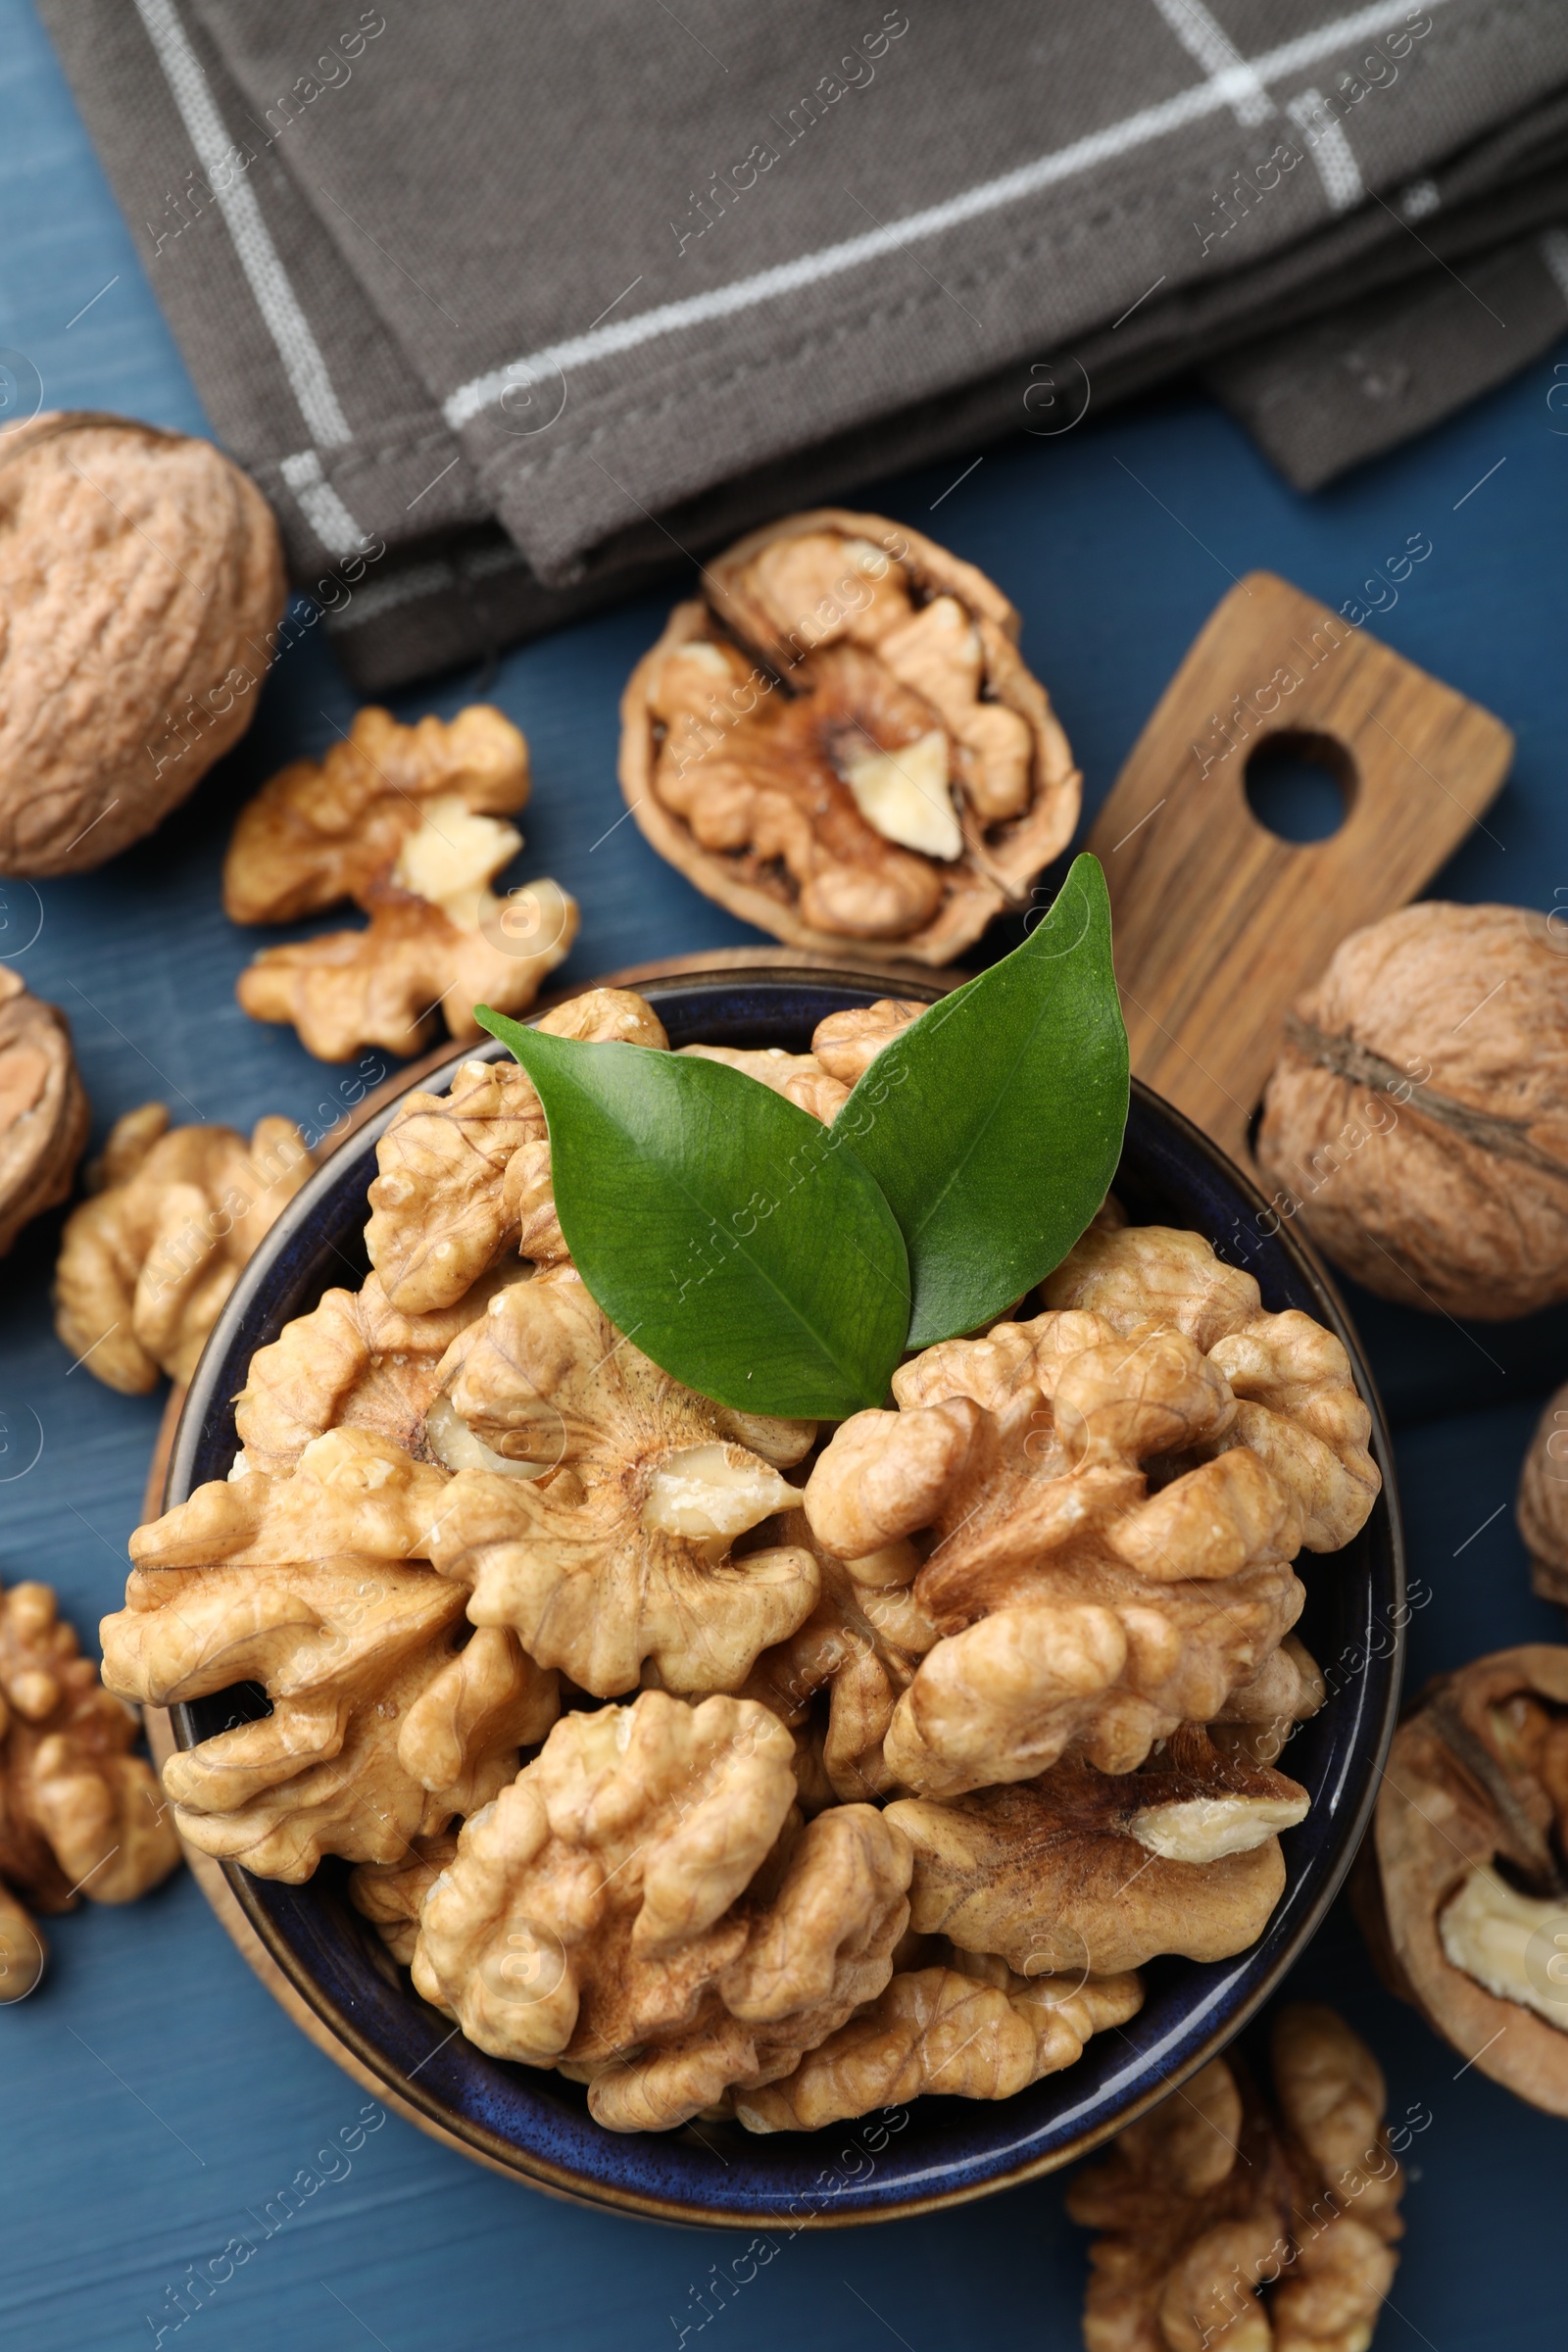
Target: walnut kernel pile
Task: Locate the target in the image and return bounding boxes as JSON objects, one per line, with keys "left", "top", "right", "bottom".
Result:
{"left": 107, "top": 987, "right": 1381, "bottom": 2132}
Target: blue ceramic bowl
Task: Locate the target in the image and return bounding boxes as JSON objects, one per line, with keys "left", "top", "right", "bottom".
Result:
{"left": 167, "top": 971, "right": 1404, "bottom": 2225}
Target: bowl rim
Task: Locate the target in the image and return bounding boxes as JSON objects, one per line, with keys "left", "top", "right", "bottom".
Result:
{"left": 163, "top": 965, "right": 1405, "bottom": 2226}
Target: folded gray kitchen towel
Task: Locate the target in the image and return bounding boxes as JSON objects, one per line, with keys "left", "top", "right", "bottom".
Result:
{"left": 38, "top": 0, "right": 1568, "bottom": 686}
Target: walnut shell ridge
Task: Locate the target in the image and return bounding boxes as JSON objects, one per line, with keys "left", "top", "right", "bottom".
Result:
{"left": 0, "top": 413, "right": 286, "bottom": 875}
{"left": 1257, "top": 902, "right": 1568, "bottom": 1320}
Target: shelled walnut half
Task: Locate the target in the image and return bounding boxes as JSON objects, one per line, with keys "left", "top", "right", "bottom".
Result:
{"left": 363, "top": 987, "right": 669, "bottom": 1314}
{"left": 619, "top": 509, "right": 1079, "bottom": 963}
{"left": 1361, "top": 1645, "right": 1568, "bottom": 2114}
{"left": 101, "top": 1428, "right": 558, "bottom": 1879}
{"left": 734, "top": 1937, "right": 1143, "bottom": 2130}
{"left": 1068, "top": 2004, "right": 1403, "bottom": 2352}
{"left": 227, "top": 704, "right": 576, "bottom": 1060}
{"left": 801, "top": 1219, "right": 1376, "bottom": 1796}
{"left": 423, "top": 1263, "right": 822, "bottom": 1695}
{"left": 410, "top": 1690, "right": 912, "bottom": 2131}
{"left": 222, "top": 705, "right": 531, "bottom": 925}
{"left": 887, "top": 1727, "right": 1309, "bottom": 1977}
{"left": 1, "top": 1574, "right": 181, "bottom": 1997}
{"left": 53, "top": 1102, "right": 314, "bottom": 1391}
{"left": 0, "top": 969, "right": 89, "bottom": 1257}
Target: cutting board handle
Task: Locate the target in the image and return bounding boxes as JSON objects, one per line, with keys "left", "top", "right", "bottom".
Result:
{"left": 1085, "top": 570, "right": 1511, "bottom": 1166}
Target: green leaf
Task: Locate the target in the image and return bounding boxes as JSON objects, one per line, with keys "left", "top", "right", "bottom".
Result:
{"left": 833, "top": 852, "right": 1129, "bottom": 1348}
{"left": 473, "top": 1009, "right": 910, "bottom": 1420}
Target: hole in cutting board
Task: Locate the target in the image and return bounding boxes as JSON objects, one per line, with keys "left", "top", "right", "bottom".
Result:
{"left": 1244, "top": 731, "right": 1354, "bottom": 843}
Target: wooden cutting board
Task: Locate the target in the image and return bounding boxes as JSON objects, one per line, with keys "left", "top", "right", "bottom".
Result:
{"left": 1085, "top": 571, "right": 1512, "bottom": 1166}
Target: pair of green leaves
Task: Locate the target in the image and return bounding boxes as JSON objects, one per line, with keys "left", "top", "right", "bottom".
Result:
{"left": 476, "top": 853, "right": 1128, "bottom": 1420}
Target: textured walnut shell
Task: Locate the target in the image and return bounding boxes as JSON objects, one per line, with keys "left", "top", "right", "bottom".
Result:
{"left": 0, "top": 969, "right": 89, "bottom": 1255}
{"left": 1256, "top": 904, "right": 1568, "bottom": 1319}
{"left": 1360, "top": 1645, "right": 1568, "bottom": 2114}
{"left": 1518, "top": 1385, "right": 1568, "bottom": 1608}
{"left": 618, "top": 507, "right": 1079, "bottom": 964}
{"left": 0, "top": 413, "right": 285, "bottom": 875}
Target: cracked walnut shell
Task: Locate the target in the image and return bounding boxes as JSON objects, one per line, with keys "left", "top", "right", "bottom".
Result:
{"left": 806, "top": 1297, "right": 1312, "bottom": 1795}
{"left": 619, "top": 508, "right": 1079, "bottom": 962}
{"left": 1068, "top": 2004, "right": 1403, "bottom": 2352}
{"left": 1, "top": 1574, "right": 181, "bottom": 1998}
{"left": 410, "top": 1690, "right": 911, "bottom": 2131}
{"left": 222, "top": 705, "right": 530, "bottom": 926}
{"left": 423, "top": 1262, "right": 821, "bottom": 1695}
{"left": 1257, "top": 903, "right": 1568, "bottom": 1320}
{"left": 887, "top": 1726, "right": 1308, "bottom": 1977}
{"left": 53, "top": 1102, "right": 314, "bottom": 1391}
{"left": 1359, "top": 1644, "right": 1568, "bottom": 2115}
{"left": 0, "top": 968, "right": 89, "bottom": 1257}
{"left": 102, "top": 1428, "right": 558, "bottom": 1879}
{"left": 0, "top": 412, "right": 285, "bottom": 876}
{"left": 734, "top": 1938, "right": 1143, "bottom": 2130}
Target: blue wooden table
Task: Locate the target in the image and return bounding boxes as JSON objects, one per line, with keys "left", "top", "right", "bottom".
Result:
{"left": 3, "top": 6, "right": 1566, "bottom": 2344}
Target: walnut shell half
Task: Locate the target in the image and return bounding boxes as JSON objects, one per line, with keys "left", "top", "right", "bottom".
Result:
{"left": 1360, "top": 1645, "right": 1568, "bottom": 2114}
{"left": 0, "top": 969, "right": 89, "bottom": 1256}
{"left": 0, "top": 413, "right": 285, "bottom": 875}
{"left": 619, "top": 509, "right": 1079, "bottom": 964}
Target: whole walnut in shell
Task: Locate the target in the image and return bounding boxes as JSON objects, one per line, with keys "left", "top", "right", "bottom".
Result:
{"left": 1517, "top": 1384, "right": 1568, "bottom": 1608}
{"left": 1358, "top": 1644, "right": 1568, "bottom": 2115}
{"left": 0, "top": 969, "right": 89, "bottom": 1256}
{"left": 1068, "top": 2005, "right": 1403, "bottom": 2352}
{"left": 619, "top": 508, "right": 1079, "bottom": 963}
{"left": 1, "top": 1574, "right": 181, "bottom": 1997}
{"left": 54, "top": 1102, "right": 314, "bottom": 1391}
{"left": 1256, "top": 903, "right": 1568, "bottom": 1319}
{"left": 408, "top": 1689, "right": 911, "bottom": 2131}
{"left": 0, "top": 413, "right": 284, "bottom": 875}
